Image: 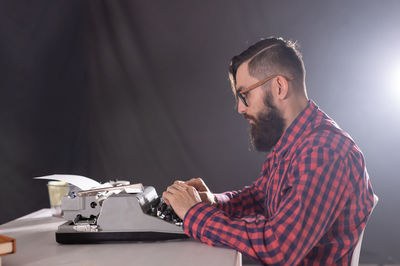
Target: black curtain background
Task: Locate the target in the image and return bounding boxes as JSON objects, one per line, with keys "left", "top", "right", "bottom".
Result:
{"left": 0, "top": 1, "right": 89, "bottom": 221}
{"left": 1, "top": 1, "right": 400, "bottom": 264}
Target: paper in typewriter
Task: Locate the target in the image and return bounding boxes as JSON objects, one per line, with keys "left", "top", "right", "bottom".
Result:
{"left": 34, "top": 174, "right": 101, "bottom": 190}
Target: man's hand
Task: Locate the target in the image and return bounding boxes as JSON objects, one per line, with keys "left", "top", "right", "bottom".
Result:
{"left": 185, "top": 177, "right": 217, "bottom": 207}
{"left": 162, "top": 183, "right": 202, "bottom": 220}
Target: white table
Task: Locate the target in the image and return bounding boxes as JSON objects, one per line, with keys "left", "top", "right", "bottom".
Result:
{"left": 0, "top": 209, "right": 241, "bottom": 266}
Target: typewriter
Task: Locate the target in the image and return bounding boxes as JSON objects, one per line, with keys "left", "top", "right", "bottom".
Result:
{"left": 56, "top": 181, "right": 188, "bottom": 244}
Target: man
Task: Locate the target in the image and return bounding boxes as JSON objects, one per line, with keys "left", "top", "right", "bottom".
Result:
{"left": 163, "top": 37, "right": 374, "bottom": 265}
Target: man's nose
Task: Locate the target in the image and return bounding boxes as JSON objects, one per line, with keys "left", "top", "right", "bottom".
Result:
{"left": 237, "top": 100, "right": 247, "bottom": 114}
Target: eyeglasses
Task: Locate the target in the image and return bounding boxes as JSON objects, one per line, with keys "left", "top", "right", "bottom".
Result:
{"left": 236, "top": 75, "right": 293, "bottom": 107}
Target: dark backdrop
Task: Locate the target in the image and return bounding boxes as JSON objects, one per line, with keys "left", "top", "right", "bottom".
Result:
{"left": 1, "top": 1, "right": 399, "bottom": 264}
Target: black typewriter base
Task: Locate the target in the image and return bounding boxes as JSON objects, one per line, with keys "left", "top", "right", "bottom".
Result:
{"left": 56, "top": 231, "right": 189, "bottom": 244}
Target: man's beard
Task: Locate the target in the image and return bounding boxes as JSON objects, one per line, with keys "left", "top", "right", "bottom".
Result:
{"left": 245, "top": 92, "right": 285, "bottom": 152}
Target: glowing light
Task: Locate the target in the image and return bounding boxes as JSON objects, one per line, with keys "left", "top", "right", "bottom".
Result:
{"left": 387, "top": 63, "right": 400, "bottom": 103}
{"left": 391, "top": 66, "right": 400, "bottom": 89}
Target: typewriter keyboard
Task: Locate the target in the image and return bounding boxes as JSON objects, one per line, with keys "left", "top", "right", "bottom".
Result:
{"left": 147, "top": 197, "right": 183, "bottom": 226}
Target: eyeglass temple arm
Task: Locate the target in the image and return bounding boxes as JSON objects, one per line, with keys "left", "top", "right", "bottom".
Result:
{"left": 240, "top": 75, "right": 293, "bottom": 94}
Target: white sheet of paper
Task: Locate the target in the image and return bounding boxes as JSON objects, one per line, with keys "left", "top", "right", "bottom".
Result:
{"left": 34, "top": 174, "right": 101, "bottom": 190}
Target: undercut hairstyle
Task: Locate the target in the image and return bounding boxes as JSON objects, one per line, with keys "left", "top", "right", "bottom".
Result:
{"left": 229, "top": 37, "right": 306, "bottom": 92}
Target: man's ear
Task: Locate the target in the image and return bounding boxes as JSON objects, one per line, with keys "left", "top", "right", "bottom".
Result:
{"left": 275, "top": 75, "right": 289, "bottom": 100}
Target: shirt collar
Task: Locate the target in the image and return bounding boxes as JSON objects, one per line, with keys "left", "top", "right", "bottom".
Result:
{"left": 271, "top": 100, "right": 319, "bottom": 159}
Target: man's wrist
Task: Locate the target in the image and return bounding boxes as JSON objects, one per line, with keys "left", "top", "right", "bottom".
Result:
{"left": 212, "top": 194, "right": 218, "bottom": 207}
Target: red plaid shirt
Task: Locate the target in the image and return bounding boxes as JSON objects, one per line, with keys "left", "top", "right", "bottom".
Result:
{"left": 183, "top": 101, "right": 374, "bottom": 265}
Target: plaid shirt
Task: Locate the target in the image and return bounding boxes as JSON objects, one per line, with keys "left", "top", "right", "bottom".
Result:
{"left": 183, "top": 101, "right": 374, "bottom": 265}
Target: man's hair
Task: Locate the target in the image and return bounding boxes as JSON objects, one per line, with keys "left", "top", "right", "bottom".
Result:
{"left": 229, "top": 37, "right": 305, "bottom": 91}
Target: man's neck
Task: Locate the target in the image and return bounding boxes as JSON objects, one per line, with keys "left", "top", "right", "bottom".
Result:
{"left": 283, "top": 97, "right": 309, "bottom": 132}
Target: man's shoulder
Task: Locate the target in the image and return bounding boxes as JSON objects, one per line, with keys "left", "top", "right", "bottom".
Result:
{"left": 297, "top": 120, "right": 360, "bottom": 160}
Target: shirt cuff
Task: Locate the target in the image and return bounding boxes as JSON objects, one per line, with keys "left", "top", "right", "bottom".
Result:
{"left": 182, "top": 202, "right": 219, "bottom": 240}
{"left": 214, "top": 193, "right": 230, "bottom": 212}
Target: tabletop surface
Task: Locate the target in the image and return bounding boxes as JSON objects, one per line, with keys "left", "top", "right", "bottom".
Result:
{"left": 0, "top": 209, "right": 241, "bottom": 266}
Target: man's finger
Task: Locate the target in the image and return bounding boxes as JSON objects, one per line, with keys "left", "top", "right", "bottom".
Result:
{"left": 187, "top": 186, "right": 196, "bottom": 195}
{"left": 173, "top": 183, "right": 190, "bottom": 191}
{"left": 166, "top": 183, "right": 188, "bottom": 195}
{"left": 166, "top": 185, "right": 180, "bottom": 194}
{"left": 198, "top": 191, "right": 208, "bottom": 202}
{"left": 185, "top": 177, "right": 201, "bottom": 185}
{"left": 162, "top": 191, "right": 171, "bottom": 205}
{"left": 185, "top": 177, "right": 207, "bottom": 191}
